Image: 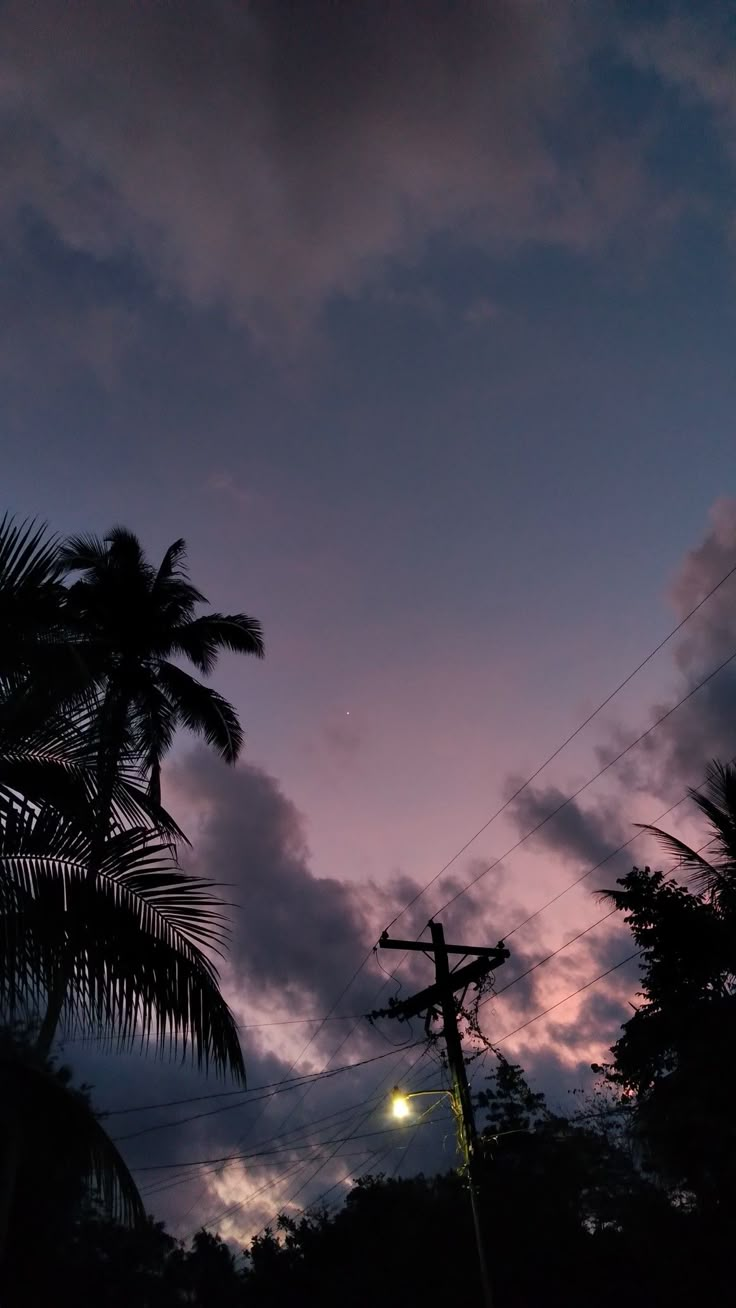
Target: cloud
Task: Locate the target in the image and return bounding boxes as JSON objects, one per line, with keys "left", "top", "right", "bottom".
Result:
{"left": 169, "top": 750, "right": 517, "bottom": 1038}
{"left": 610, "top": 500, "right": 736, "bottom": 800}
{"left": 496, "top": 502, "right": 736, "bottom": 882}
{"left": 172, "top": 750, "right": 376, "bottom": 1019}
{"left": 506, "top": 781, "right": 627, "bottom": 872}
{"left": 63, "top": 750, "right": 641, "bottom": 1240}
{"left": 0, "top": 0, "right": 685, "bottom": 342}
{"left": 626, "top": 10, "right": 736, "bottom": 148}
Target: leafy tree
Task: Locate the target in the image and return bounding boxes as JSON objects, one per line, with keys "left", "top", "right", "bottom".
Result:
{"left": 599, "top": 762, "right": 736, "bottom": 1216}
{"left": 602, "top": 864, "right": 736, "bottom": 1213}
{"left": 0, "top": 1028, "right": 142, "bottom": 1300}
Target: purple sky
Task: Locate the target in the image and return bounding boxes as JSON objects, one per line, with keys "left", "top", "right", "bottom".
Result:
{"left": 3, "top": 0, "right": 736, "bottom": 1242}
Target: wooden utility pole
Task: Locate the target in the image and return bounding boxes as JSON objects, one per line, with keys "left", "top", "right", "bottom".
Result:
{"left": 376, "top": 921, "right": 509, "bottom": 1308}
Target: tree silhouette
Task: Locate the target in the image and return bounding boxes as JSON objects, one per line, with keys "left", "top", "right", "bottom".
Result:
{"left": 602, "top": 862, "right": 736, "bottom": 1215}
{"left": 635, "top": 759, "right": 736, "bottom": 907}
{"left": 0, "top": 1027, "right": 143, "bottom": 1282}
{"left": 0, "top": 515, "right": 262, "bottom": 1271}
{"left": 0, "top": 520, "right": 254, "bottom": 1069}
{"left": 60, "top": 527, "right": 264, "bottom": 806}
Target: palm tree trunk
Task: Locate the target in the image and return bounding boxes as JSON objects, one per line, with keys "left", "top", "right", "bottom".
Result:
{"left": 36, "top": 981, "right": 68, "bottom": 1059}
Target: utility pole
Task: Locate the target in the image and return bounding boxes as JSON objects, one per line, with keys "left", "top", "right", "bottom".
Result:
{"left": 375, "top": 921, "right": 509, "bottom": 1308}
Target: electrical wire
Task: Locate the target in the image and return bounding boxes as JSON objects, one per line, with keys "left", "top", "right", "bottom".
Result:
{"left": 490, "top": 950, "right": 641, "bottom": 1045}
{"left": 381, "top": 554, "right": 736, "bottom": 934}
{"left": 194, "top": 1039, "right": 433, "bottom": 1239}
{"left": 138, "top": 571, "right": 736, "bottom": 1234}
{"left": 201, "top": 556, "right": 736, "bottom": 1214}
{"left": 187, "top": 566, "right": 736, "bottom": 1229}
{"left": 133, "top": 1115, "right": 454, "bottom": 1174}
{"left": 61, "top": 1012, "right": 366, "bottom": 1045}
{"left": 426, "top": 642, "right": 736, "bottom": 923}
{"left": 108, "top": 1041, "right": 423, "bottom": 1135}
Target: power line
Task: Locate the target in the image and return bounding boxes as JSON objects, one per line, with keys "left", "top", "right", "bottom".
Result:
{"left": 381, "top": 554, "right": 736, "bottom": 935}
{"left": 196, "top": 1040, "right": 432, "bottom": 1238}
{"left": 479, "top": 907, "right": 619, "bottom": 1009}
{"left": 238, "top": 948, "right": 641, "bottom": 1246}
{"left": 107, "top": 1041, "right": 422, "bottom": 1130}
{"left": 132, "top": 1115, "right": 453, "bottom": 1174}
{"left": 491, "top": 951, "right": 641, "bottom": 1046}
{"left": 63, "top": 1012, "right": 365, "bottom": 1044}
{"left": 173, "top": 946, "right": 380, "bottom": 1225}
{"left": 153, "top": 1156, "right": 309, "bottom": 1223}
{"left": 215, "top": 555, "right": 736, "bottom": 1200}
{"left": 201, "top": 564, "right": 736, "bottom": 1220}
{"left": 427, "top": 642, "right": 736, "bottom": 923}
{"left": 498, "top": 760, "right": 733, "bottom": 942}
{"left": 144, "top": 574, "right": 735, "bottom": 1231}
{"left": 185, "top": 950, "right": 638, "bottom": 1240}
{"left": 131, "top": 1097, "right": 381, "bottom": 1183}
{"left": 236, "top": 1142, "right": 398, "bottom": 1263}
{"left": 137, "top": 1099, "right": 383, "bottom": 1203}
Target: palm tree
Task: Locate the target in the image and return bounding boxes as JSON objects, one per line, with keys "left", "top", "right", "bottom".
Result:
{"left": 0, "top": 1028, "right": 144, "bottom": 1264}
{"left": 636, "top": 759, "right": 736, "bottom": 906}
{"left": 0, "top": 520, "right": 259, "bottom": 1068}
{"left": 60, "top": 527, "right": 264, "bottom": 807}
{"left": 0, "top": 517, "right": 255, "bottom": 1262}
{"left": 0, "top": 793, "right": 245, "bottom": 1072}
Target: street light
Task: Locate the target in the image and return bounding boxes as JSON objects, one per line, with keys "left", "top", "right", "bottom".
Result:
{"left": 390, "top": 1090, "right": 412, "bottom": 1119}
{"left": 390, "top": 1086, "right": 454, "bottom": 1121}
{"left": 389, "top": 1084, "right": 493, "bottom": 1308}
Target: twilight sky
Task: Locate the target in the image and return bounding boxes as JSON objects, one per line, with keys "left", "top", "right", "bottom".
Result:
{"left": 3, "top": 0, "right": 736, "bottom": 1244}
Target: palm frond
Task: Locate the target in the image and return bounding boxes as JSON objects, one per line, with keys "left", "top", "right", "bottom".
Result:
{"left": 634, "top": 823, "right": 722, "bottom": 896}
{"left": 687, "top": 760, "right": 736, "bottom": 859}
{"left": 157, "top": 663, "right": 244, "bottom": 763}
{"left": 167, "top": 612, "right": 265, "bottom": 673}
{"left": 58, "top": 532, "right": 112, "bottom": 573}
{"left": 0, "top": 1040, "right": 144, "bottom": 1225}
{"left": 128, "top": 680, "right": 177, "bottom": 791}
{"left": 0, "top": 733, "right": 186, "bottom": 845}
{"left": 153, "top": 538, "right": 189, "bottom": 587}
{"left": 0, "top": 817, "right": 243, "bottom": 1080}
{"left": 0, "top": 514, "right": 61, "bottom": 599}
{"left": 0, "top": 515, "right": 66, "bottom": 685}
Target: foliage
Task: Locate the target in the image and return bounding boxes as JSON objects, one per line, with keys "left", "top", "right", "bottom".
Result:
{"left": 0, "top": 512, "right": 264, "bottom": 1270}
{"left": 60, "top": 526, "right": 263, "bottom": 802}
{"left": 0, "top": 514, "right": 254, "bottom": 1071}
{"left": 602, "top": 864, "right": 736, "bottom": 1210}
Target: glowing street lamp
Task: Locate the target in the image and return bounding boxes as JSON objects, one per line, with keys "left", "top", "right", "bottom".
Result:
{"left": 389, "top": 1086, "right": 454, "bottom": 1121}
{"left": 391, "top": 1089, "right": 412, "bottom": 1119}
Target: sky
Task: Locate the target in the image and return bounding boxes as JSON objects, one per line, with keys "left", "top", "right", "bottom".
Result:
{"left": 2, "top": 0, "right": 736, "bottom": 1245}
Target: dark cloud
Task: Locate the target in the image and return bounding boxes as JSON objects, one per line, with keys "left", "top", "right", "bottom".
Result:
{"left": 172, "top": 750, "right": 377, "bottom": 1017}
{"left": 496, "top": 503, "right": 736, "bottom": 884}
{"left": 170, "top": 750, "right": 523, "bottom": 1055}
{"left": 0, "top": 1, "right": 686, "bottom": 342}
{"left": 506, "top": 781, "right": 627, "bottom": 872}
{"left": 603, "top": 500, "right": 736, "bottom": 803}
{"left": 60, "top": 751, "right": 641, "bottom": 1240}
